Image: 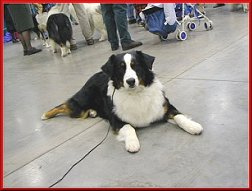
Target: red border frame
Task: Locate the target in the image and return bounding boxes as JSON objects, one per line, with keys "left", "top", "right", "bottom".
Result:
{"left": 1, "top": 1, "right": 251, "bottom": 190}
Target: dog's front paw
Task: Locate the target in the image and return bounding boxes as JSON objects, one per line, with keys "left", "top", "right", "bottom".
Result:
{"left": 125, "top": 138, "right": 140, "bottom": 153}
{"left": 99, "top": 36, "right": 107, "bottom": 42}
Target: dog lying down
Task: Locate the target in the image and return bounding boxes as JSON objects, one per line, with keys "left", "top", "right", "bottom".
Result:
{"left": 42, "top": 51, "right": 203, "bottom": 153}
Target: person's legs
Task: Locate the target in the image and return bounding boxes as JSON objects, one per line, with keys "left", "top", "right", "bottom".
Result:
{"left": 21, "top": 30, "right": 32, "bottom": 50}
{"left": 19, "top": 30, "right": 41, "bottom": 55}
{"left": 17, "top": 32, "right": 28, "bottom": 51}
{"left": 127, "top": 4, "right": 136, "bottom": 24}
{"left": 113, "top": 4, "right": 132, "bottom": 44}
{"left": 101, "top": 4, "right": 119, "bottom": 50}
{"left": 72, "top": 3, "right": 94, "bottom": 45}
{"left": 113, "top": 4, "right": 142, "bottom": 51}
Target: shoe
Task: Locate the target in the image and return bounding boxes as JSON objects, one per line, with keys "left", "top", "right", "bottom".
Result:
{"left": 25, "top": 47, "right": 42, "bottom": 55}
{"left": 111, "top": 45, "right": 119, "bottom": 51}
{"left": 24, "top": 50, "right": 28, "bottom": 56}
{"left": 122, "top": 40, "right": 142, "bottom": 51}
{"left": 128, "top": 19, "right": 137, "bottom": 24}
{"left": 70, "top": 44, "right": 78, "bottom": 50}
{"left": 87, "top": 39, "right": 94, "bottom": 45}
{"left": 213, "top": 4, "right": 225, "bottom": 8}
{"left": 12, "top": 39, "right": 19, "bottom": 43}
{"left": 137, "top": 21, "right": 145, "bottom": 27}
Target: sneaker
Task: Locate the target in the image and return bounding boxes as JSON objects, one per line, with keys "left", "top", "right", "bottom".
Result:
{"left": 121, "top": 40, "right": 142, "bottom": 51}
{"left": 25, "top": 47, "right": 42, "bottom": 56}
{"left": 70, "top": 44, "right": 78, "bottom": 50}
{"left": 111, "top": 45, "right": 119, "bottom": 51}
{"left": 87, "top": 39, "right": 94, "bottom": 45}
{"left": 137, "top": 21, "right": 145, "bottom": 27}
{"left": 24, "top": 50, "right": 28, "bottom": 56}
{"left": 213, "top": 4, "right": 225, "bottom": 8}
{"left": 128, "top": 19, "right": 137, "bottom": 24}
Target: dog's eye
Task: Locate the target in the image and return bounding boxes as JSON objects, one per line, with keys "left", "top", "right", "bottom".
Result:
{"left": 130, "top": 61, "right": 136, "bottom": 68}
{"left": 120, "top": 62, "right": 125, "bottom": 67}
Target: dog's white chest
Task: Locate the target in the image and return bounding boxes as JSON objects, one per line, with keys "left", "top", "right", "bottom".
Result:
{"left": 109, "top": 79, "right": 165, "bottom": 127}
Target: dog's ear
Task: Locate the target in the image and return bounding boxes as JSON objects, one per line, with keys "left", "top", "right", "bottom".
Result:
{"left": 136, "top": 51, "right": 155, "bottom": 70}
{"left": 101, "top": 54, "right": 115, "bottom": 77}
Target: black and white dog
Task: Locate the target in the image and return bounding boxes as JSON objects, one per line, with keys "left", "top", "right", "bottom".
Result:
{"left": 42, "top": 51, "right": 203, "bottom": 153}
{"left": 47, "top": 13, "right": 72, "bottom": 57}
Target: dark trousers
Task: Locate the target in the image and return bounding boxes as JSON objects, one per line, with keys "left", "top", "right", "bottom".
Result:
{"left": 101, "top": 4, "right": 132, "bottom": 47}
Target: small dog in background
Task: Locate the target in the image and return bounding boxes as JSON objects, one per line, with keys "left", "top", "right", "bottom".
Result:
{"left": 47, "top": 13, "right": 73, "bottom": 57}
{"left": 46, "top": 5, "right": 73, "bottom": 57}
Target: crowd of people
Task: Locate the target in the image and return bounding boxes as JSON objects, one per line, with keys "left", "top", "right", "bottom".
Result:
{"left": 4, "top": 3, "right": 247, "bottom": 56}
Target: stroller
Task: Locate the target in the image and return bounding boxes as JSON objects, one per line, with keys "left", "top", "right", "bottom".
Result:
{"left": 175, "top": 3, "right": 213, "bottom": 40}
{"left": 142, "top": 5, "right": 178, "bottom": 41}
{"left": 142, "top": 4, "right": 213, "bottom": 41}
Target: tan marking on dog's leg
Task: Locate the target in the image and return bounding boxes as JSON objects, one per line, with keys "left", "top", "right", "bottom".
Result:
{"left": 80, "top": 110, "right": 90, "bottom": 119}
{"left": 41, "top": 103, "right": 71, "bottom": 120}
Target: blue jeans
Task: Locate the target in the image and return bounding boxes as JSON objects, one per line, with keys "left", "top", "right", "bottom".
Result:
{"left": 101, "top": 4, "right": 132, "bottom": 48}
{"left": 127, "top": 4, "right": 135, "bottom": 20}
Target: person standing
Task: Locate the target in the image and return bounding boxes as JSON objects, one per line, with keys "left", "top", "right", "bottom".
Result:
{"left": 101, "top": 4, "right": 142, "bottom": 51}
{"left": 7, "top": 4, "right": 42, "bottom": 56}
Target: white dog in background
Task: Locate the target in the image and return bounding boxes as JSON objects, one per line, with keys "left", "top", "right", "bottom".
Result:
{"left": 69, "top": 3, "right": 108, "bottom": 42}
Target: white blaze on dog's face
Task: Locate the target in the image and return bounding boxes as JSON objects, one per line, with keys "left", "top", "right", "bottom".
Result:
{"left": 123, "top": 54, "right": 139, "bottom": 89}
{"left": 101, "top": 51, "right": 156, "bottom": 90}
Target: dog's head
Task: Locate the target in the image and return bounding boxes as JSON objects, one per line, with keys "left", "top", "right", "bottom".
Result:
{"left": 101, "top": 51, "right": 155, "bottom": 90}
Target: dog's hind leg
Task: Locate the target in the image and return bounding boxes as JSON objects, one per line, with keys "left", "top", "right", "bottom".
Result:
{"left": 50, "top": 39, "right": 57, "bottom": 53}
{"left": 66, "top": 41, "right": 71, "bottom": 54}
{"left": 41, "top": 103, "right": 71, "bottom": 120}
{"left": 166, "top": 103, "right": 203, "bottom": 135}
{"left": 60, "top": 45, "right": 68, "bottom": 57}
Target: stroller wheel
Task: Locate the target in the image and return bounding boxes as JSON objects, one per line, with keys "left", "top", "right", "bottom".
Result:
{"left": 187, "top": 22, "right": 196, "bottom": 31}
{"left": 159, "top": 35, "right": 169, "bottom": 41}
{"left": 177, "top": 31, "right": 187, "bottom": 41}
{"left": 204, "top": 21, "right": 213, "bottom": 31}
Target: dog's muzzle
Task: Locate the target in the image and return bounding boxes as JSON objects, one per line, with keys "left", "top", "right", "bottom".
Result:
{"left": 126, "top": 78, "right": 136, "bottom": 88}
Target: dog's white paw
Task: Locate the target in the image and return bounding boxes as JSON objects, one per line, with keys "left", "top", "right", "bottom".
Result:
{"left": 89, "top": 110, "right": 97, "bottom": 118}
{"left": 174, "top": 114, "right": 203, "bottom": 135}
{"left": 61, "top": 52, "right": 68, "bottom": 57}
{"left": 99, "top": 36, "right": 107, "bottom": 42}
{"left": 125, "top": 138, "right": 140, "bottom": 153}
{"left": 41, "top": 113, "right": 49, "bottom": 120}
{"left": 184, "top": 121, "right": 203, "bottom": 135}
{"left": 46, "top": 43, "right": 51, "bottom": 48}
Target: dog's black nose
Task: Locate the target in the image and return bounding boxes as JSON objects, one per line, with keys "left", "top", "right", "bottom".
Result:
{"left": 126, "top": 78, "right": 135, "bottom": 87}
